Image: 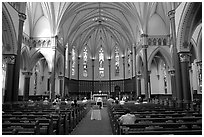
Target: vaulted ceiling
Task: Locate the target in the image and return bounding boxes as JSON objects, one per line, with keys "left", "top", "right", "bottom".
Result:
{"left": 24, "top": 2, "right": 181, "bottom": 58}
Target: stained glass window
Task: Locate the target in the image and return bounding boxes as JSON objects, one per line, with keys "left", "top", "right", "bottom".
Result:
{"left": 115, "top": 47, "right": 120, "bottom": 76}
{"left": 83, "top": 47, "right": 88, "bottom": 77}
{"left": 71, "top": 46, "right": 76, "bottom": 76}
{"left": 99, "top": 47, "right": 104, "bottom": 78}
{"left": 127, "top": 48, "right": 131, "bottom": 74}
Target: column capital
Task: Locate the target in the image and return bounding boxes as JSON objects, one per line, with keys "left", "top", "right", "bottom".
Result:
{"left": 168, "top": 69, "right": 175, "bottom": 75}
{"left": 22, "top": 71, "right": 33, "bottom": 77}
{"left": 136, "top": 73, "right": 142, "bottom": 79}
{"left": 168, "top": 10, "right": 175, "bottom": 19}
{"left": 58, "top": 75, "right": 64, "bottom": 79}
{"left": 18, "top": 12, "right": 26, "bottom": 21}
{"left": 108, "top": 58, "right": 111, "bottom": 65}
{"left": 3, "top": 55, "right": 16, "bottom": 64}
{"left": 142, "top": 45, "right": 148, "bottom": 49}
{"left": 140, "top": 34, "right": 148, "bottom": 37}
{"left": 196, "top": 60, "right": 202, "bottom": 66}
{"left": 179, "top": 52, "right": 191, "bottom": 62}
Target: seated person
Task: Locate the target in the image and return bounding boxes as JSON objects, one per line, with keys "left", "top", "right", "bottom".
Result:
{"left": 82, "top": 97, "right": 88, "bottom": 103}
{"left": 43, "top": 97, "right": 49, "bottom": 105}
{"left": 119, "top": 98, "right": 125, "bottom": 105}
{"left": 71, "top": 100, "right": 78, "bottom": 107}
{"left": 119, "top": 109, "right": 136, "bottom": 124}
{"left": 115, "top": 97, "right": 119, "bottom": 104}
{"left": 96, "top": 97, "right": 103, "bottom": 109}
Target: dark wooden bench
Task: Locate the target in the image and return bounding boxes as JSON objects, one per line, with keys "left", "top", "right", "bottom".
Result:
{"left": 119, "top": 122, "right": 202, "bottom": 135}
{"left": 2, "top": 121, "right": 40, "bottom": 135}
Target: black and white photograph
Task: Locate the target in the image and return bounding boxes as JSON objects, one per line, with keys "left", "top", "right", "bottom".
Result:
{"left": 1, "top": 1, "right": 202, "bottom": 135}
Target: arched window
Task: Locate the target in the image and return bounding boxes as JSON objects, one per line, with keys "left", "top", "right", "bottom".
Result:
{"left": 163, "top": 38, "right": 167, "bottom": 45}
{"left": 162, "top": 63, "right": 167, "bottom": 94}
{"left": 158, "top": 38, "right": 161, "bottom": 45}
{"left": 83, "top": 47, "right": 88, "bottom": 77}
{"left": 99, "top": 47, "right": 104, "bottom": 78}
{"left": 127, "top": 48, "right": 131, "bottom": 74}
{"left": 71, "top": 46, "right": 76, "bottom": 76}
{"left": 115, "top": 46, "right": 120, "bottom": 76}
{"left": 148, "top": 38, "right": 152, "bottom": 45}
{"left": 153, "top": 38, "right": 157, "bottom": 45}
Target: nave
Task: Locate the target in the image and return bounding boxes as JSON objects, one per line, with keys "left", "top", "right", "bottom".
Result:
{"left": 2, "top": 2, "right": 202, "bottom": 135}
{"left": 2, "top": 99, "right": 202, "bottom": 135}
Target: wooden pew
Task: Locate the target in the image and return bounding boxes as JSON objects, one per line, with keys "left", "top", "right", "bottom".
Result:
{"left": 118, "top": 122, "right": 202, "bottom": 135}
{"left": 2, "top": 121, "right": 40, "bottom": 135}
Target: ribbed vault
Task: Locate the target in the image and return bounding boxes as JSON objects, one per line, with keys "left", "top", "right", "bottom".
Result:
{"left": 25, "top": 2, "right": 181, "bottom": 58}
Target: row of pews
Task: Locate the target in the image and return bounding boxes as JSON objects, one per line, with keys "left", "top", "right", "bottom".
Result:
{"left": 2, "top": 101, "right": 91, "bottom": 135}
{"left": 107, "top": 102, "right": 202, "bottom": 135}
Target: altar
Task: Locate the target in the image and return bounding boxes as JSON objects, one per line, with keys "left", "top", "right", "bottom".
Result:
{"left": 92, "top": 94, "right": 108, "bottom": 102}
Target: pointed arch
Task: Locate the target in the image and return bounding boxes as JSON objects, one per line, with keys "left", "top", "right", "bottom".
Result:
{"left": 21, "top": 46, "right": 30, "bottom": 70}
{"left": 2, "top": 3, "right": 18, "bottom": 54}
{"left": 29, "top": 50, "right": 46, "bottom": 72}
{"left": 148, "top": 47, "right": 171, "bottom": 70}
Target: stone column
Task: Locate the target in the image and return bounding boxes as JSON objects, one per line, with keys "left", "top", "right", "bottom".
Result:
{"left": 142, "top": 44, "right": 149, "bottom": 100}
{"left": 179, "top": 52, "right": 192, "bottom": 109}
{"left": 148, "top": 70, "right": 151, "bottom": 99}
{"left": 136, "top": 71, "right": 142, "bottom": 97}
{"left": 131, "top": 51, "right": 135, "bottom": 100}
{"left": 3, "top": 55, "right": 16, "bottom": 103}
{"left": 92, "top": 59, "right": 95, "bottom": 99}
{"left": 108, "top": 58, "right": 111, "bottom": 98}
{"left": 51, "top": 36, "right": 58, "bottom": 100}
{"left": 63, "top": 46, "right": 67, "bottom": 98}
{"left": 168, "top": 10, "right": 183, "bottom": 108}
{"left": 58, "top": 75, "right": 63, "bottom": 96}
{"left": 168, "top": 69, "right": 176, "bottom": 99}
{"left": 134, "top": 46, "right": 137, "bottom": 100}
{"left": 122, "top": 56, "right": 125, "bottom": 93}
{"left": 67, "top": 52, "right": 71, "bottom": 97}
{"left": 12, "top": 12, "right": 26, "bottom": 102}
{"left": 22, "top": 71, "right": 32, "bottom": 101}
{"left": 78, "top": 57, "right": 80, "bottom": 93}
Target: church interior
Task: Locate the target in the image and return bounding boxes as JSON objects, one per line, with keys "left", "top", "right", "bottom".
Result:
{"left": 2, "top": 2, "right": 202, "bottom": 135}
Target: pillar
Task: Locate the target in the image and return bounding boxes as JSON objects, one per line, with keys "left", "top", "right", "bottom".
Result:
{"left": 63, "top": 46, "right": 67, "bottom": 98}
{"left": 168, "top": 69, "right": 176, "bottom": 100}
{"left": 108, "top": 58, "right": 111, "bottom": 98}
{"left": 78, "top": 57, "right": 80, "bottom": 93}
{"left": 58, "top": 75, "right": 63, "bottom": 96}
{"left": 134, "top": 46, "right": 137, "bottom": 100}
{"left": 22, "top": 71, "right": 32, "bottom": 101}
{"left": 179, "top": 52, "right": 192, "bottom": 109}
{"left": 131, "top": 51, "right": 135, "bottom": 100}
{"left": 122, "top": 56, "right": 125, "bottom": 95}
{"left": 168, "top": 10, "right": 183, "bottom": 107}
{"left": 137, "top": 71, "right": 142, "bottom": 97}
{"left": 3, "top": 55, "right": 16, "bottom": 103}
{"left": 92, "top": 59, "right": 95, "bottom": 99}
{"left": 148, "top": 70, "right": 151, "bottom": 99}
{"left": 12, "top": 12, "right": 26, "bottom": 102}
{"left": 67, "top": 52, "right": 71, "bottom": 97}
{"left": 142, "top": 44, "right": 149, "bottom": 100}
{"left": 51, "top": 36, "right": 58, "bottom": 100}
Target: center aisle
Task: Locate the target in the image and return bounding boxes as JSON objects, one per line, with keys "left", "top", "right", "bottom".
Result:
{"left": 71, "top": 107, "right": 113, "bottom": 135}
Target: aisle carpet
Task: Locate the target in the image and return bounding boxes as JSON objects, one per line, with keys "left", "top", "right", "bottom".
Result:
{"left": 70, "top": 107, "right": 112, "bottom": 135}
